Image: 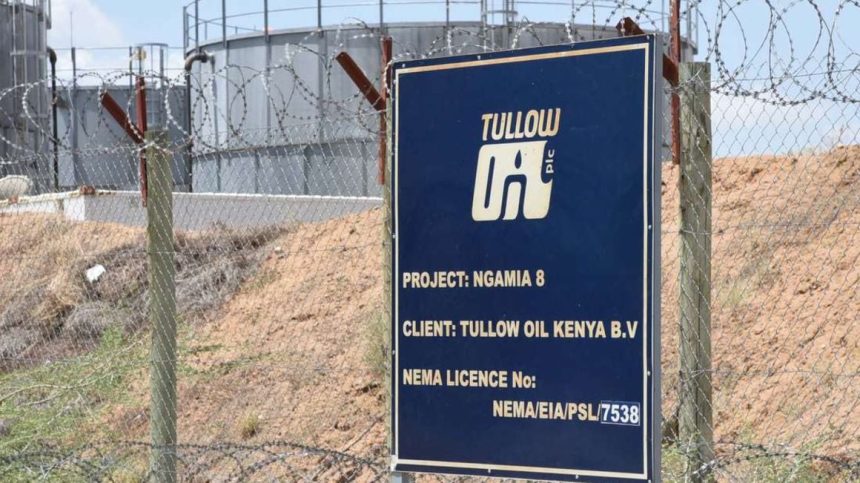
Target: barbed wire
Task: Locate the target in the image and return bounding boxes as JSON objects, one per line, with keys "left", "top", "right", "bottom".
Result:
{"left": 0, "top": 1, "right": 857, "bottom": 482}
{"left": 1, "top": 439, "right": 858, "bottom": 482}
{"left": 0, "top": 1, "right": 857, "bottom": 159}
{"left": 0, "top": 440, "right": 388, "bottom": 481}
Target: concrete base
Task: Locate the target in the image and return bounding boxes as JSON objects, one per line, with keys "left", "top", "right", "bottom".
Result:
{"left": 0, "top": 190, "right": 381, "bottom": 231}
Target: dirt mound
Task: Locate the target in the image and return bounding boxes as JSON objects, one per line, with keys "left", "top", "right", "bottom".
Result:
{"left": 86, "top": 146, "right": 860, "bottom": 471}
{"left": 166, "top": 145, "right": 858, "bottom": 463}
{"left": 660, "top": 145, "right": 859, "bottom": 457}
{"left": 134, "top": 146, "right": 855, "bottom": 468}
{"left": 0, "top": 145, "right": 856, "bottom": 478}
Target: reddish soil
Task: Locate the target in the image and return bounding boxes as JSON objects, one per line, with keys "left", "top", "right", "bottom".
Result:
{"left": 175, "top": 208, "right": 387, "bottom": 458}
{"left": 660, "top": 145, "right": 859, "bottom": 457}
{"left": 1, "top": 145, "right": 856, "bottom": 476}
{"left": 165, "top": 145, "right": 857, "bottom": 463}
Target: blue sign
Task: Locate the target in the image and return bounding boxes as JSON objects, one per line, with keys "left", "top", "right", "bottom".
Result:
{"left": 391, "top": 35, "right": 662, "bottom": 482}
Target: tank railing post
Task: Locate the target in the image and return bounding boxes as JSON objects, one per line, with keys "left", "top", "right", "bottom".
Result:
{"left": 182, "top": 5, "right": 188, "bottom": 53}
{"left": 185, "top": 78, "right": 193, "bottom": 192}
{"left": 479, "top": 0, "right": 489, "bottom": 50}
{"left": 661, "top": 0, "right": 666, "bottom": 34}
{"left": 48, "top": 47, "right": 58, "bottom": 190}
{"left": 221, "top": 0, "right": 230, "bottom": 152}
{"left": 129, "top": 46, "right": 134, "bottom": 90}
{"left": 316, "top": 0, "right": 326, "bottom": 144}
{"left": 264, "top": 0, "right": 271, "bottom": 145}
{"left": 71, "top": 46, "right": 78, "bottom": 186}
{"left": 685, "top": 0, "right": 694, "bottom": 53}
{"left": 136, "top": 46, "right": 143, "bottom": 75}
{"left": 209, "top": 60, "right": 221, "bottom": 192}
{"left": 194, "top": 0, "right": 200, "bottom": 51}
{"left": 302, "top": 145, "right": 310, "bottom": 195}
{"left": 445, "top": 0, "right": 451, "bottom": 54}
{"left": 221, "top": 0, "right": 227, "bottom": 48}
{"left": 253, "top": 147, "right": 260, "bottom": 194}
{"left": 183, "top": 50, "right": 211, "bottom": 193}
{"left": 361, "top": 141, "right": 368, "bottom": 196}
{"left": 445, "top": 0, "right": 450, "bottom": 29}
{"left": 695, "top": 1, "right": 700, "bottom": 49}
{"left": 263, "top": 0, "right": 269, "bottom": 40}
{"left": 159, "top": 45, "right": 165, "bottom": 89}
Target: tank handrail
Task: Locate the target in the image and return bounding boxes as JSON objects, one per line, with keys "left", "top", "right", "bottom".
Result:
{"left": 52, "top": 46, "right": 185, "bottom": 52}
{"left": 183, "top": 0, "right": 688, "bottom": 47}
{"left": 187, "top": 0, "right": 673, "bottom": 26}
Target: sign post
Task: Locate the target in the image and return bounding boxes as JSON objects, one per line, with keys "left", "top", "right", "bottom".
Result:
{"left": 390, "top": 35, "right": 663, "bottom": 482}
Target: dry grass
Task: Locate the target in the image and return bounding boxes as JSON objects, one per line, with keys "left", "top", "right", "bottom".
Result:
{"left": 237, "top": 412, "right": 263, "bottom": 440}
{"left": 0, "top": 214, "right": 285, "bottom": 370}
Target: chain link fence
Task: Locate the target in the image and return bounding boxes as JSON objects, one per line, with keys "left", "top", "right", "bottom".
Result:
{"left": 0, "top": 1, "right": 858, "bottom": 481}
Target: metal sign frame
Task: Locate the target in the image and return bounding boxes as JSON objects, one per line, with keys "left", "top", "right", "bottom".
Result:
{"left": 390, "top": 35, "right": 662, "bottom": 482}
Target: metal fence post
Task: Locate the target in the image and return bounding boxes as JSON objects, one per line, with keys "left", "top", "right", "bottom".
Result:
{"left": 678, "top": 61, "right": 714, "bottom": 482}
{"left": 147, "top": 129, "right": 177, "bottom": 483}
{"left": 385, "top": 119, "right": 407, "bottom": 482}
{"left": 382, "top": 50, "right": 402, "bottom": 483}
{"left": 391, "top": 472, "right": 414, "bottom": 483}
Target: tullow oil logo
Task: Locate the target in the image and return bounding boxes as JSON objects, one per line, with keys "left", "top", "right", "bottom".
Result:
{"left": 472, "top": 108, "right": 560, "bottom": 221}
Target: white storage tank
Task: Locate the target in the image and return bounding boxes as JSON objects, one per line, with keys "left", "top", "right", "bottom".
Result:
{"left": 184, "top": 1, "right": 697, "bottom": 196}
{"left": 0, "top": 0, "right": 50, "bottom": 190}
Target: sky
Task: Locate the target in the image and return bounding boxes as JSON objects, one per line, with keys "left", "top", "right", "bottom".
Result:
{"left": 46, "top": 1, "right": 859, "bottom": 73}
{"left": 49, "top": 0, "right": 183, "bottom": 49}
{"left": 47, "top": 0, "right": 186, "bottom": 77}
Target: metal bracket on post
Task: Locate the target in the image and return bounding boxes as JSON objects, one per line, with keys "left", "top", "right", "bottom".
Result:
{"left": 334, "top": 36, "right": 392, "bottom": 185}
{"left": 100, "top": 92, "right": 144, "bottom": 144}
{"left": 135, "top": 77, "right": 148, "bottom": 206}
{"left": 615, "top": 17, "right": 679, "bottom": 87}
{"left": 99, "top": 75, "right": 148, "bottom": 205}
{"left": 615, "top": 15, "right": 681, "bottom": 168}
{"left": 334, "top": 52, "right": 386, "bottom": 111}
